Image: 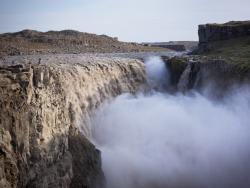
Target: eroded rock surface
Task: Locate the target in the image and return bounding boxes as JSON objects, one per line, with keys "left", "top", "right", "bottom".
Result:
{"left": 163, "top": 56, "right": 250, "bottom": 97}
{"left": 0, "top": 54, "right": 146, "bottom": 188}
{"left": 197, "top": 21, "right": 250, "bottom": 53}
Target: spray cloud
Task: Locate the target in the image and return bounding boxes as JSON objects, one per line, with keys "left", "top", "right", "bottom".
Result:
{"left": 91, "top": 57, "right": 250, "bottom": 188}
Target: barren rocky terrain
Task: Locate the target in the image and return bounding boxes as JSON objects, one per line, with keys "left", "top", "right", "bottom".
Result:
{"left": 0, "top": 30, "right": 167, "bottom": 58}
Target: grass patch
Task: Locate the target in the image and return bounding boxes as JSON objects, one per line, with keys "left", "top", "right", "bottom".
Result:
{"left": 202, "top": 36, "right": 250, "bottom": 71}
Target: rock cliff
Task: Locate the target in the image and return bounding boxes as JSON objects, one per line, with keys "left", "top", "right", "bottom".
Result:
{"left": 0, "top": 54, "right": 146, "bottom": 188}
{"left": 163, "top": 56, "right": 250, "bottom": 97}
{"left": 197, "top": 21, "right": 250, "bottom": 53}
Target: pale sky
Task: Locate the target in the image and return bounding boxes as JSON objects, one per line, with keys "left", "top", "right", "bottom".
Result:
{"left": 0, "top": 0, "right": 249, "bottom": 42}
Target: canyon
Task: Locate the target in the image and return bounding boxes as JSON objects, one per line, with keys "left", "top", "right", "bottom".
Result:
{"left": 91, "top": 57, "right": 250, "bottom": 188}
{"left": 0, "top": 20, "right": 250, "bottom": 188}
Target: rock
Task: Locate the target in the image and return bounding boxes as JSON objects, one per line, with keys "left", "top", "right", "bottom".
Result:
{"left": 0, "top": 30, "right": 167, "bottom": 57}
{"left": 163, "top": 56, "right": 250, "bottom": 97}
{"left": 197, "top": 21, "right": 250, "bottom": 53}
{"left": 162, "top": 56, "right": 188, "bottom": 91}
{"left": 0, "top": 54, "right": 146, "bottom": 188}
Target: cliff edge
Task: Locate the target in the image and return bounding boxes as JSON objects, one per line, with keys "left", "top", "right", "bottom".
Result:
{"left": 197, "top": 21, "right": 250, "bottom": 54}
{"left": 0, "top": 54, "right": 146, "bottom": 188}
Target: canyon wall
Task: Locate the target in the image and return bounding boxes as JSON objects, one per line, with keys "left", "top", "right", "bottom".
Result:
{"left": 197, "top": 21, "right": 250, "bottom": 53}
{"left": 0, "top": 55, "right": 146, "bottom": 188}
{"left": 163, "top": 56, "right": 250, "bottom": 96}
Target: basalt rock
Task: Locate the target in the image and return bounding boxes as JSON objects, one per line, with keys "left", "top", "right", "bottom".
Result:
{"left": 163, "top": 56, "right": 250, "bottom": 97}
{"left": 197, "top": 21, "right": 250, "bottom": 53}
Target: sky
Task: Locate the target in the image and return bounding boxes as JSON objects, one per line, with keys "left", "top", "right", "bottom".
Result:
{"left": 0, "top": 0, "right": 249, "bottom": 42}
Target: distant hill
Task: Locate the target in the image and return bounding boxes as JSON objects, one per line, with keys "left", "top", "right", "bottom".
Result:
{"left": 0, "top": 29, "right": 167, "bottom": 57}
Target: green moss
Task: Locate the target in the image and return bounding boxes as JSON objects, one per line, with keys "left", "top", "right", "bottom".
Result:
{"left": 169, "top": 57, "right": 188, "bottom": 73}
{"left": 167, "top": 57, "right": 188, "bottom": 86}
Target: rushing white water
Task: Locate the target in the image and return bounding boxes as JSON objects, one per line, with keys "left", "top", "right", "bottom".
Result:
{"left": 144, "top": 56, "right": 169, "bottom": 90}
{"left": 91, "top": 57, "right": 250, "bottom": 188}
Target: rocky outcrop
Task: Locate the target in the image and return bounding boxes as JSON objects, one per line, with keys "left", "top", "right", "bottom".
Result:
{"left": 0, "top": 55, "right": 146, "bottom": 188}
{"left": 163, "top": 56, "right": 250, "bottom": 97}
{"left": 197, "top": 21, "right": 250, "bottom": 53}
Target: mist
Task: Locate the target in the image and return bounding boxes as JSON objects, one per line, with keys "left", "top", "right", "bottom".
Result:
{"left": 91, "top": 57, "right": 250, "bottom": 188}
{"left": 144, "top": 56, "right": 169, "bottom": 90}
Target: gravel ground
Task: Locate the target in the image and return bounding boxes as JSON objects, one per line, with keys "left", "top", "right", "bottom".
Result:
{"left": 0, "top": 51, "right": 186, "bottom": 66}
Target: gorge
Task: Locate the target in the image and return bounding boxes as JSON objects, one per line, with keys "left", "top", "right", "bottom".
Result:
{"left": 0, "top": 20, "right": 250, "bottom": 188}
{"left": 91, "top": 56, "right": 250, "bottom": 188}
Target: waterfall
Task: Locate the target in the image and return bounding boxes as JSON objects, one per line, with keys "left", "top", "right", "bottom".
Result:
{"left": 91, "top": 56, "right": 250, "bottom": 188}
{"left": 144, "top": 56, "right": 169, "bottom": 91}
{"left": 177, "top": 63, "right": 192, "bottom": 92}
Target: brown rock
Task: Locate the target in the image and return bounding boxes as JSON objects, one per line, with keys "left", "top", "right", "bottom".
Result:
{"left": 0, "top": 54, "right": 146, "bottom": 188}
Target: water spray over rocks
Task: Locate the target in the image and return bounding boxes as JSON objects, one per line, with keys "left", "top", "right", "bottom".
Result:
{"left": 91, "top": 56, "right": 250, "bottom": 188}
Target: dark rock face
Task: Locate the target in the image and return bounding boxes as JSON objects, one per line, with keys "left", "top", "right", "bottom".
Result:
{"left": 163, "top": 56, "right": 250, "bottom": 97}
{"left": 162, "top": 56, "right": 188, "bottom": 91}
{"left": 197, "top": 21, "right": 250, "bottom": 53}
{"left": 68, "top": 128, "right": 105, "bottom": 188}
